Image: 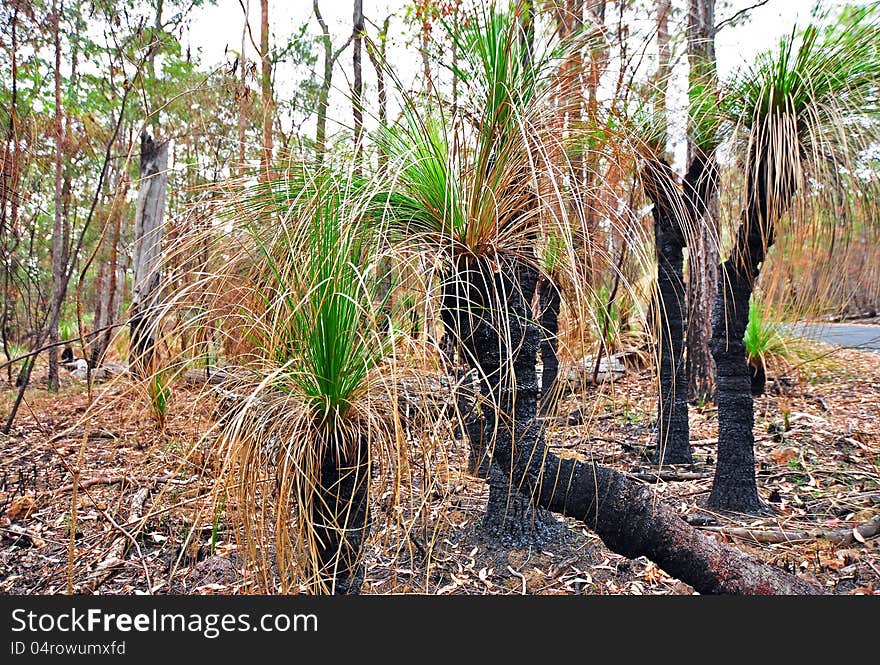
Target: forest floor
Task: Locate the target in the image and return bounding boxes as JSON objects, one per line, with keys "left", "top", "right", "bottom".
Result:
{"left": 1, "top": 339, "right": 879, "bottom": 595}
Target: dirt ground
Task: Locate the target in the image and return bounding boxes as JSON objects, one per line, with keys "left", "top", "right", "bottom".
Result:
{"left": 1, "top": 340, "right": 878, "bottom": 595}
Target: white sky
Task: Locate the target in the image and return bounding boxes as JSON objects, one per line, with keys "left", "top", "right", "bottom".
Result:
{"left": 181, "top": 0, "right": 840, "bottom": 167}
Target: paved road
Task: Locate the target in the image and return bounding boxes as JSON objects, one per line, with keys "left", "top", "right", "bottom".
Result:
{"left": 785, "top": 323, "right": 880, "bottom": 352}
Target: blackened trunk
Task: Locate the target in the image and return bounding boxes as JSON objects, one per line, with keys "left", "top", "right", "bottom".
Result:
{"left": 749, "top": 360, "right": 766, "bottom": 396}
{"left": 652, "top": 202, "right": 690, "bottom": 465}
{"left": 313, "top": 436, "right": 370, "bottom": 594}
{"left": 707, "top": 220, "right": 769, "bottom": 513}
{"left": 538, "top": 274, "right": 561, "bottom": 416}
{"left": 644, "top": 159, "right": 691, "bottom": 465}
{"left": 449, "top": 255, "right": 559, "bottom": 545}
{"left": 459, "top": 252, "right": 819, "bottom": 594}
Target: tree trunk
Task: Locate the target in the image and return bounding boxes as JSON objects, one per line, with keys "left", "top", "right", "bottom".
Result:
{"left": 537, "top": 274, "right": 561, "bottom": 416}
{"left": 646, "top": 160, "right": 691, "bottom": 465}
{"left": 459, "top": 253, "right": 820, "bottom": 594}
{"left": 130, "top": 133, "right": 168, "bottom": 379}
{"left": 447, "top": 255, "right": 560, "bottom": 545}
{"left": 238, "top": 0, "right": 249, "bottom": 171}
{"left": 685, "top": 0, "right": 719, "bottom": 403}
{"left": 352, "top": 0, "right": 364, "bottom": 172}
{"left": 644, "top": 151, "right": 716, "bottom": 466}
{"left": 47, "top": 0, "right": 65, "bottom": 393}
{"left": 259, "top": 0, "right": 272, "bottom": 178}
{"left": 366, "top": 16, "right": 389, "bottom": 173}
{"left": 314, "top": 1, "right": 350, "bottom": 164}
{"left": 707, "top": 220, "right": 769, "bottom": 513}
{"left": 312, "top": 435, "right": 370, "bottom": 594}
{"left": 90, "top": 195, "right": 124, "bottom": 368}
{"left": 655, "top": 0, "right": 671, "bottom": 150}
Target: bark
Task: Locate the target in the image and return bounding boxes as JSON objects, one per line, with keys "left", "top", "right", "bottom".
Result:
{"left": 47, "top": 0, "right": 65, "bottom": 392}
{"left": 313, "top": 435, "right": 370, "bottom": 594}
{"left": 537, "top": 274, "right": 561, "bottom": 416}
{"left": 259, "top": 0, "right": 272, "bottom": 178}
{"left": 708, "top": 247, "right": 761, "bottom": 511}
{"left": 238, "top": 0, "right": 248, "bottom": 171}
{"left": 707, "top": 222, "right": 769, "bottom": 513}
{"left": 352, "top": 0, "right": 364, "bottom": 172}
{"left": 646, "top": 160, "right": 691, "bottom": 465}
{"left": 130, "top": 133, "right": 168, "bottom": 378}
{"left": 709, "top": 135, "right": 792, "bottom": 513}
{"left": 90, "top": 196, "right": 124, "bottom": 368}
{"left": 459, "top": 253, "right": 821, "bottom": 594}
{"left": 685, "top": 0, "right": 719, "bottom": 403}
{"left": 653, "top": 187, "right": 693, "bottom": 465}
{"left": 1, "top": 1, "right": 21, "bottom": 381}
{"left": 446, "top": 256, "right": 560, "bottom": 545}
{"left": 643, "top": 152, "right": 717, "bottom": 466}
{"left": 655, "top": 0, "right": 671, "bottom": 150}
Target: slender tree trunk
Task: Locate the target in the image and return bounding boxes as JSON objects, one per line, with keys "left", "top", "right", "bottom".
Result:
{"left": 709, "top": 134, "right": 792, "bottom": 512}
{"left": 645, "top": 154, "right": 716, "bottom": 466}
{"left": 655, "top": 0, "right": 671, "bottom": 150}
{"left": 259, "top": 0, "right": 272, "bottom": 178}
{"left": 2, "top": 1, "right": 21, "bottom": 382}
{"left": 314, "top": 1, "right": 331, "bottom": 163}
{"left": 366, "top": 16, "right": 389, "bottom": 172}
{"left": 314, "top": 1, "right": 351, "bottom": 164}
{"left": 47, "top": 0, "right": 65, "bottom": 393}
{"left": 90, "top": 191, "right": 124, "bottom": 368}
{"left": 352, "top": 0, "right": 364, "bottom": 172}
{"left": 686, "top": 0, "right": 719, "bottom": 403}
{"left": 645, "top": 161, "right": 691, "bottom": 465}
{"left": 238, "top": 0, "right": 249, "bottom": 171}
{"left": 707, "top": 221, "right": 767, "bottom": 513}
{"left": 458, "top": 253, "right": 819, "bottom": 594}
{"left": 130, "top": 133, "right": 168, "bottom": 378}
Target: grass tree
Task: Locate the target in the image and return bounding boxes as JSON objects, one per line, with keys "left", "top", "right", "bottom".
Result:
{"left": 708, "top": 5, "right": 880, "bottom": 512}
{"left": 372, "top": 3, "right": 587, "bottom": 542}
{"left": 162, "top": 170, "right": 399, "bottom": 593}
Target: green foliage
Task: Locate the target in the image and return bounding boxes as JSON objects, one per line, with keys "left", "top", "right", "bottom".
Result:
{"left": 58, "top": 318, "right": 76, "bottom": 342}
{"left": 149, "top": 371, "right": 171, "bottom": 428}
{"left": 240, "top": 172, "right": 393, "bottom": 421}
{"left": 592, "top": 284, "right": 626, "bottom": 349}
{"left": 743, "top": 294, "right": 784, "bottom": 362}
{"left": 722, "top": 4, "right": 880, "bottom": 222}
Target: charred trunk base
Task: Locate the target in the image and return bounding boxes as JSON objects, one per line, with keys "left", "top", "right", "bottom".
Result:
{"left": 538, "top": 275, "right": 561, "bottom": 417}
{"left": 749, "top": 360, "right": 766, "bottom": 396}
{"left": 480, "top": 464, "right": 564, "bottom": 547}
{"left": 313, "top": 441, "right": 370, "bottom": 595}
{"left": 706, "top": 348, "right": 767, "bottom": 515}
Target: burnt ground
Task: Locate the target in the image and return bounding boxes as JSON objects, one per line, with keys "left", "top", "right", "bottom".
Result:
{"left": 1, "top": 340, "right": 878, "bottom": 595}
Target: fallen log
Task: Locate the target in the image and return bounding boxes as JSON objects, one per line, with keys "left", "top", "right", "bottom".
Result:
{"left": 628, "top": 471, "right": 714, "bottom": 483}
{"left": 699, "top": 514, "right": 880, "bottom": 546}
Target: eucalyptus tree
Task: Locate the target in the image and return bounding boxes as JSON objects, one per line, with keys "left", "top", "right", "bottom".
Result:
{"left": 708, "top": 5, "right": 880, "bottom": 512}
